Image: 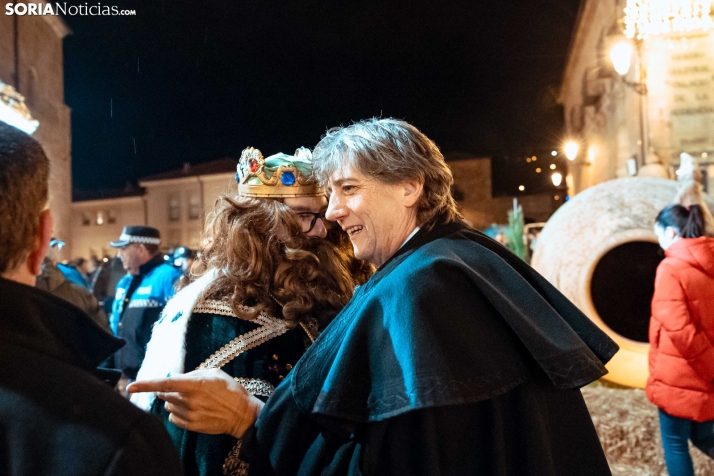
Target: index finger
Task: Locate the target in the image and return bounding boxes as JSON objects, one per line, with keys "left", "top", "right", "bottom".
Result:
{"left": 127, "top": 376, "right": 200, "bottom": 394}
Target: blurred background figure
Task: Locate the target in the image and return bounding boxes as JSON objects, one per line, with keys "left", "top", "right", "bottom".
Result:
{"left": 648, "top": 204, "right": 714, "bottom": 476}
{"left": 109, "top": 226, "right": 181, "bottom": 382}
{"left": 90, "top": 255, "right": 126, "bottom": 315}
{"left": 172, "top": 246, "right": 196, "bottom": 275}
{"left": 35, "top": 238, "right": 109, "bottom": 333}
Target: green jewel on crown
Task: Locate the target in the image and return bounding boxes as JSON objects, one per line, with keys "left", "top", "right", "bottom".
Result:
{"left": 236, "top": 147, "right": 325, "bottom": 198}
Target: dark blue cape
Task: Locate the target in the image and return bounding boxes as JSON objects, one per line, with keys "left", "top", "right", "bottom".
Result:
{"left": 247, "top": 221, "right": 615, "bottom": 475}
{"left": 292, "top": 221, "right": 618, "bottom": 427}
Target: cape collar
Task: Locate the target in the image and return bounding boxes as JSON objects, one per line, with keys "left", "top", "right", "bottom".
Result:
{"left": 0, "top": 277, "right": 124, "bottom": 371}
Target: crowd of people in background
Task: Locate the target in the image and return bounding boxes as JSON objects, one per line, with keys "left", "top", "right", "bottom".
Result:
{"left": 2, "top": 117, "right": 714, "bottom": 476}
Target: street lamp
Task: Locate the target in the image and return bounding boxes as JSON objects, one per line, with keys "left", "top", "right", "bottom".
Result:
{"left": 0, "top": 81, "right": 39, "bottom": 134}
{"left": 551, "top": 172, "right": 563, "bottom": 187}
{"left": 608, "top": 36, "right": 648, "bottom": 168}
{"left": 564, "top": 141, "right": 579, "bottom": 161}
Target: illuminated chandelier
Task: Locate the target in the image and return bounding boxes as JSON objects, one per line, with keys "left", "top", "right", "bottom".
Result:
{"left": 0, "top": 80, "right": 39, "bottom": 134}
{"left": 624, "top": 0, "right": 714, "bottom": 39}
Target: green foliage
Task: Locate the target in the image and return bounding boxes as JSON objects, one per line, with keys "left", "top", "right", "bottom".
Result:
{"left": 506, "top": 199, "right": 529, "bottom": 263}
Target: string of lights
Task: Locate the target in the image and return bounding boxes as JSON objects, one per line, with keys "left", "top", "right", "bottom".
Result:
{"left": 624, "top": 0, "right": 714, "bottom": 39}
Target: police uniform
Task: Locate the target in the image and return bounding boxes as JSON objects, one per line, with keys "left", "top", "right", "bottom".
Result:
{"left": 109, "top": 226, "right": 181, "bottom": 379}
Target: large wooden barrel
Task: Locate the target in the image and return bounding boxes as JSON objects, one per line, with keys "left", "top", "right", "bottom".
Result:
{"left": 532, "top": 177, "right": 714, "bottom": 388}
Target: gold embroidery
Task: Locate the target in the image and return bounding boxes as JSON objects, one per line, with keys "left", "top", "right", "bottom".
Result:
{"left": 196, "top": 312, "right": 289, "bottom": 370}
{"left": 298, "top": 318, "right": 321, "bottom": 343}
{"left": 223, "top": 440, "right": 249, "bottom": 476}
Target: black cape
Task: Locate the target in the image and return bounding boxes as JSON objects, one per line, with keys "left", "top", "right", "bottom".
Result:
{"left": 247, "top": 222, "right": 617, "bottom": 475}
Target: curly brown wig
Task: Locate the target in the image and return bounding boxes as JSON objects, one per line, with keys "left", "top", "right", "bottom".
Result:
{"left": 184, "top": 194, "right": 371, "bottom": 328}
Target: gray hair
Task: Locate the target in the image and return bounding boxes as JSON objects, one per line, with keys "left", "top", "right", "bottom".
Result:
{"left": 312, "top": 118, "right": 462, "bottom": 229}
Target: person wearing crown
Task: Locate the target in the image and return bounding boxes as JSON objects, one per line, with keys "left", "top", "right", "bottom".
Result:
{"left": 132, "top": 120, "right": 616, "bottom": 475}
{"left": 131, "top": 147, "right": 371, "bottom": 476}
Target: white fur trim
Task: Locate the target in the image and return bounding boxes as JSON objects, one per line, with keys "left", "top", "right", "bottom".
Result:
{"left": 131, "top": 269, "right": 217, "bottom": 410}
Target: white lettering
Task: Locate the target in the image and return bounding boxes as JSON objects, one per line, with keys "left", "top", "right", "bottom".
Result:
{"left": 43, "top": 3, "right": 53, "bottom": 14}
{"left": 137, "top": 285, "right": 152, "bottom": 295}
{"left": 27, "top": 3, "right": 38, "bottom": 14}
{"left": 15, "top": 3, "right": 27, "bottom": 15}
{"left": 5, "top": 4, "right": 13, "bottom": 15}
{"left": 54, "top": 2, "right": 66, "bottom": 15}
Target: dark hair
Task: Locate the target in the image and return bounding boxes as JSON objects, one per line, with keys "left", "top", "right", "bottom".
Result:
{"left": 142, "top": 243, "right": 160, "bottom": 256}
{"left": 655, "top": 204, "right": 705, "bottom": 238}
{"left": 0, "top": 123, "right": 49, "bottom": 273}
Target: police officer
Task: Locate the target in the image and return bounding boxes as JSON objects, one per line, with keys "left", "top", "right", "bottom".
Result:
{"left": 172, "top": 246, "right": 196, "bottom": 274}
{"left": 109, "top": 226, "right": 181, "bottom": 380}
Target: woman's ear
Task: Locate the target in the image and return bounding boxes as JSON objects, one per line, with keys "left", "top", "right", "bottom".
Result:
{"left": 665, "top": 226, "right": 678, "bottom": 239}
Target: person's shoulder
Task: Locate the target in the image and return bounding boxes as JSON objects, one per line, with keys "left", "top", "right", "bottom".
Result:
{"left": 0, "top": 342, "right": 152, "bottom": 441}
{"left": 401, "top": 229, "right": 490, "bottom": 273}
{"left": 116, "top": 273, "right": 132, "bottom": 287}
{"left": 154, "top": 262, "right": 181, "bottom": 279}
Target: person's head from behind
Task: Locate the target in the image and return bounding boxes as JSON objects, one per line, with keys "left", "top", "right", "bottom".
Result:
{"left": 312, "top": 118, "right": 462, "bottom": 267}
{"left": 654, "top": 204, "right": 706, "bottom": 250}
{"left": 194, "top": 194, "right": 356, "bottom": 327}
{"left": 187, "top": 146, "right": 366, "bottom": 327}
{"left": 0, "top": 123, "right": 52, "bottom": 286}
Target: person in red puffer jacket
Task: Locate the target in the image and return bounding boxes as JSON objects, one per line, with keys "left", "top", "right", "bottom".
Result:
{"left": 648, "top": 203, "right": 714, "bottom": 476}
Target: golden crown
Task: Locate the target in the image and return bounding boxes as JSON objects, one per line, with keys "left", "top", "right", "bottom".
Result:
{"left": 236, "top": 147, "right": 325, "bottom": 198}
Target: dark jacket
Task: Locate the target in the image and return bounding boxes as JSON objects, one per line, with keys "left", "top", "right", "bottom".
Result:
{"left": 248, "top": 221, "right": 616, "bottom": 475}
{"left": 647, "top": 236, "right": 714, "bottom": 422}
{"left": 0, "top": 277, "right": 183, "bottom": 476}
{"left": 110, "top": 255, "right": 181, "bottom": 379}
{"left": 36, "top": 257, "right": 111, "bottom": 334}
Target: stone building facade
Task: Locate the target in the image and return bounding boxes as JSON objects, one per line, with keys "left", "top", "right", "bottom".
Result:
{"left": 449, "top": 157, "right": 557, "bottom": 230}
{"left": 71, "top": 159, "right": 236, "bottom": 258}
{"left": 560, "top": 0, "right": 714, "bottom": 194}
{"left": 0, "top": 5, "right": 73, "bottom": 256}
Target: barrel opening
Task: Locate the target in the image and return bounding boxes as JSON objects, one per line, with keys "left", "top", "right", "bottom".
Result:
{"left": 590, "top": 241, "right": 663, "bottom": 343}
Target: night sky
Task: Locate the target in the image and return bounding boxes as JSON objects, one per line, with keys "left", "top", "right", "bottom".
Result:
{"left": 63, "top": 0, "right": 582, "bottom": 193}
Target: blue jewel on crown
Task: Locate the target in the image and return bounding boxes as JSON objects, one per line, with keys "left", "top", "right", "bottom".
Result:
{"left": 281, "top": 171, "right": 296, "bottom": 186}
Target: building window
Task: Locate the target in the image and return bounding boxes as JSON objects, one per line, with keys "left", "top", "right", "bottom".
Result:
{"left": 169, "top": 194, "right": 181, "bottom": 222}
{"left": 96, "top": 211, "right": 105, "bottom": 225}
{"left": 188, "top": 193, "right": 201, "bottom": 220}
{"left": 107, "top": 209, "right": 117, "bottom": 224}
{"left": 82, "top": 213, "right": 91, "bottom": 226}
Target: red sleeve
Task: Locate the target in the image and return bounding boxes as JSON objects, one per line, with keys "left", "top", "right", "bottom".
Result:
{"left": 651, "top": 262, "right": 714, "bottom": 382}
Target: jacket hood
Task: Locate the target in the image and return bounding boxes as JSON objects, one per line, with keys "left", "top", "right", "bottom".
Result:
{"left": 666, "top": 237, "right": 714, "bottom": 278}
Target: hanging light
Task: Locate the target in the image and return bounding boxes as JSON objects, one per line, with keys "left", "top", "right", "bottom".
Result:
{"left": 624, "top": 0, "right": 714, "bottom": 39}
{"left": 0, "top": 81, "right": 39, "bottom": 134}
{"left": 610, "top": 39, "right": 634, "bottom": 75}
{"left": 564, "top": 141, "right": 579, "bottom": 161}
{"left": 551, "top": 172, "right": 563, "bottom": 187}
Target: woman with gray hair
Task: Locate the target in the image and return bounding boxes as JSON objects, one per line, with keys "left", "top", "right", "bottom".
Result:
{"left": 131, "top": 118, "right": 617, "bottom": 475}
